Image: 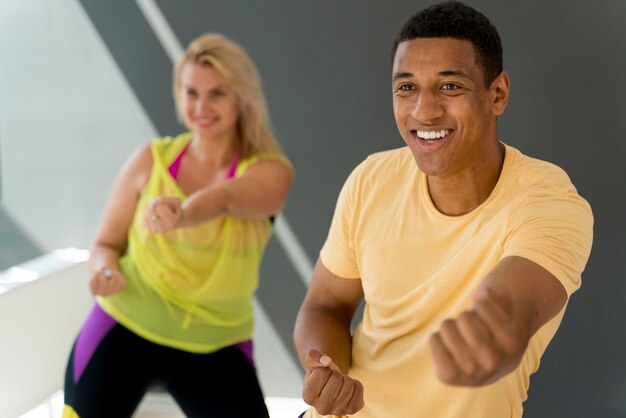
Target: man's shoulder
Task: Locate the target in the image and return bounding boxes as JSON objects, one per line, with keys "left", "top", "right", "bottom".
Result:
{"left": 505, "top": 145, "right": 577, "bottom": 194}
{"left": 355, "top": 146, "right": 414, "bottom": 177}
{"left": 339, "top": 147, "right": 417, "bottom": 205}
{"left": 366, "top": 146, "right": 412, "bottom": 162}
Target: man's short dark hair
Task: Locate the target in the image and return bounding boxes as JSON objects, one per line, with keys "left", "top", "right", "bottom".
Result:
{"left": 391, "top": 1, "right": 503, "bottom": 86}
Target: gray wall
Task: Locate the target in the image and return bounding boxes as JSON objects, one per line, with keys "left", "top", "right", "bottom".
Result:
{"left": 62, "top": 0, "right": 626, "bottom": 415}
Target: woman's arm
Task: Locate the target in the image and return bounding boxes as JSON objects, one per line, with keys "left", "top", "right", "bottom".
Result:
{"left": 89, "top": 144, "right": 152, "bottom": 296}
{"left": 147, "top": 159, "right": 292, "bottom": 232}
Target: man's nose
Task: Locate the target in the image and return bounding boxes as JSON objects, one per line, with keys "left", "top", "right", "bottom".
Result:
{"left": 411, "top": 91, "right": 444, "bottom": 122}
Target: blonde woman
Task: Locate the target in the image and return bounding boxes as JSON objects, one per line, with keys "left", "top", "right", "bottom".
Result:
{"left": 63, "top": 34, "right": 292, "bottom": 418}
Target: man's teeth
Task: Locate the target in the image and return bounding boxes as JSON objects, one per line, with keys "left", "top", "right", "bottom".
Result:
{"left": 416, "top": 130, "right": 449, "bottom": 140}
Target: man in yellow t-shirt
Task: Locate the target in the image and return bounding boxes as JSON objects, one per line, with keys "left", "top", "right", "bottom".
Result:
{"left": 294, "top": 2, "right": 593, "bottom": 417}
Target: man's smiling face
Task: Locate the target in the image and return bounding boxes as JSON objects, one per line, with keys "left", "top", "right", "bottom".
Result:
{"left": 392, "top": 37, "right": 506, "bottom": 179}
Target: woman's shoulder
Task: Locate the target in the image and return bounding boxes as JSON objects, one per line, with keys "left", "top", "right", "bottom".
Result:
{"left": 151, "top": 132, "right": 192, "bottom": 160}
{"left": 237, "top": 151, "right": 293, "bottom": 175}
{"left": 122, "top": 133, "right": 190, "bottom": 190}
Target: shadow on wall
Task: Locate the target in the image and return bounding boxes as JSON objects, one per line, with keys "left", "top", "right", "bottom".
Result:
{"left": 0, "top": 208, "right": 42, "bottom": 270}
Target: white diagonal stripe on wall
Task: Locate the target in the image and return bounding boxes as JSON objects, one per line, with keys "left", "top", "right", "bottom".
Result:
{"left": 274, "top": 216, "right": 314, "bottom": 285}
{"left": 134, "top": 0, "right": 183, "bottom": 63}
{"left": 135, "top": 0, "right": 314, "bottom": 286}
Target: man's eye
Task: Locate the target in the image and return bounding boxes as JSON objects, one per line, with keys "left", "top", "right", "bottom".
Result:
{"left": 396, "top": 84, "right": 414, "bottom": 92}
{"left": 186, "top": 89, "right": 197, "bottom": 97}
{"left": 441, "top": 83, "right": 460, "bottom": 91}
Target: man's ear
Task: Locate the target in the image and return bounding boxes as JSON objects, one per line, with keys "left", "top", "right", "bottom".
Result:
{"left": 491, "top": 70, "right": 510, "bottom": 116}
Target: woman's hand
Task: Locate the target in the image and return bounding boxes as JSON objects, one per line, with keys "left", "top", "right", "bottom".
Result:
{"left": 89, "top": 266, "right": 127, "bottom": 296}
{"left": 145, "top": 196, "right": 183, "bottom": 233}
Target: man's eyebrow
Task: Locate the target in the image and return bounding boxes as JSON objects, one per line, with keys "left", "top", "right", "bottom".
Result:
{"left": 438, "top": 70, "right": 472, "bottom": 79}
{"left": 392, "top": 70, "right": 473, "bottom": 81}
{"left": 392, "top": 72, "right": 413, "bottom": 81}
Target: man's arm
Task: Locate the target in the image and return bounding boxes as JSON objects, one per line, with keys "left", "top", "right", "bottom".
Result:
{"left": 294, "top": 258, "right": 365, "bottom": 415}
{"left": 429, "top": 255, "right": 567, "bottom": 386}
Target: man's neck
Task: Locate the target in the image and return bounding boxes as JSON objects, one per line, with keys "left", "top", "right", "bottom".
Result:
{"left": 427, "top": 142, "right": 505, "bottom": 216}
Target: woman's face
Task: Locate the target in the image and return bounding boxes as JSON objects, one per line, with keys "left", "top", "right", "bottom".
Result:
{"left": 178, "top": 62, "right": 240, "bottom": 142}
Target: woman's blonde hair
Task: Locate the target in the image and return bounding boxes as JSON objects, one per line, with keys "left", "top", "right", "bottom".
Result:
{"left": 173, "top": 34, "right": 281, "bottom": 156}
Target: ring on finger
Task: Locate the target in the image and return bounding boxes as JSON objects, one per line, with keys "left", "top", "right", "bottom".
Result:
{"left": 103, "top": 268, "right": 115, "bottom": 286}
{"left": 151, "top": 214, "right": 160, "bottom": 222}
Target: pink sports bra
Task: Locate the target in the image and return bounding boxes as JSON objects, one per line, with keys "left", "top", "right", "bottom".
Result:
{"left": 168, "top": 144, "right": 241, "bottom": 180}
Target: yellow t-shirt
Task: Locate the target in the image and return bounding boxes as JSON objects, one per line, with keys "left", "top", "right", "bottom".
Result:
{"left": 306, "top": 144, "right": 593, "bottom": 418}
{"left": 98, "top": 133, "right": 291, "bottom": 353}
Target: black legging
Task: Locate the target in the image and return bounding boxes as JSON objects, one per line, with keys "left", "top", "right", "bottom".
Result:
{"left": 63, "top": 307, "right": 269, "bottom": 418}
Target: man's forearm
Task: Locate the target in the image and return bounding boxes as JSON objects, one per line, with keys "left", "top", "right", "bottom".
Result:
{"left": 294, "top": 306, "right": 354, "bottom": 374}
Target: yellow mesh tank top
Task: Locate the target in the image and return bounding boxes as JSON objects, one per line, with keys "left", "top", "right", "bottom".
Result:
{"left": 98, "top": 133, "right": 291, "bottom": 353}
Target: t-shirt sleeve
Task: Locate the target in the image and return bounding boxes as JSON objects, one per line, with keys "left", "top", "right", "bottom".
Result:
{"left": 319, "top": 163, "right": 364, "bottom": 279}
{"left": 502, "top": 191, "right": 594, "bottom": 296}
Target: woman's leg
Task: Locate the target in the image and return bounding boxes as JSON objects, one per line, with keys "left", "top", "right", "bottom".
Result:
{"left": 165, "top": 342, "right": 270, "bottom": 418}
{"left": 63, "top": 304, "right": 153, "bottom": 418}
